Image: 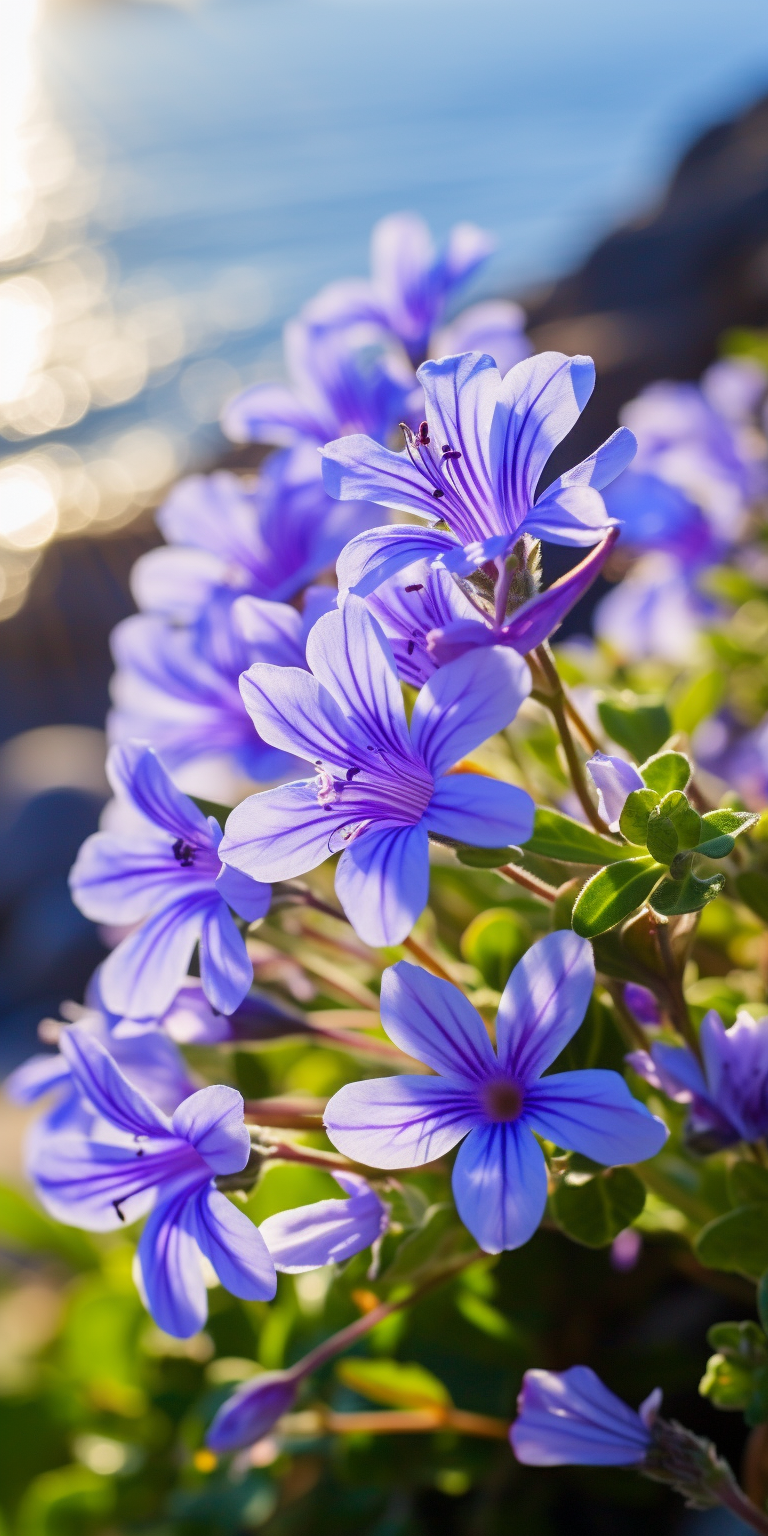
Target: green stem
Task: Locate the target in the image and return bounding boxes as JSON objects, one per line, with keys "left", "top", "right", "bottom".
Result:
{"left": 655, "top": 920, "right": 700, "bottom": 1058}
{"left": 531, "top": 644, "right": 610, "bottom": 836}
{"left": 497, "top": 861, "right": 559, "bottom": 903}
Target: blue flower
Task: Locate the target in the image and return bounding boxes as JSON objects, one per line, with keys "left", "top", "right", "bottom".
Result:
{"left": 432, "top": 299, "right": 531, "bottom": 379}
{"left": 109, "top": 589, "right": 336, "bottom": 785}
{"left": 28, "top": 1027, "right": 276, "bottom": 1337}
{"left": 322, "top": 351, "right": 636, "bottom": 590}
{"left": 303, "top": 213, "right": 496, "bottom": 364}
{"left": 510, "top": 1366, "right": 660, "bottom": 1466}
{"left": 364, "top": 532, "right": 618, "bottom": 687}
{"left": 219, "top": 596, "right": 534, "bottom": 947}
{"left": 208, "top": 1372, "right": 298, "bottom": 1453}
{"left": 222, "top": 318, "right": 413, "bottom": 451}
{"left": 260, "top": 1172, "right": 389, "bottom": 1272}
{"left": 69, "top": 743, "right": 270, "bottom": 1019}
{"left": 585, "top": 751, "right": 645, "bottom": 832}
{"left": 323, "top": 933, "right": 668, "bottom": 1253}
{"left": 130, "top": 453, "right": 376, "bottom": 626}
{"left": 628, "top": 1009, "right": 768, "bottom": 1151}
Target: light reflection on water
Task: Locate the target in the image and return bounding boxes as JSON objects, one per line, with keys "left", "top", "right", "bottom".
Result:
{"left": 2, "top": 0, "right": 768, "bottom": 618}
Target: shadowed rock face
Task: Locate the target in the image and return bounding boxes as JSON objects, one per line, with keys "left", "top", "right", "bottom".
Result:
{"left": 527, "top": 92, "right": 768, "bottom": 478}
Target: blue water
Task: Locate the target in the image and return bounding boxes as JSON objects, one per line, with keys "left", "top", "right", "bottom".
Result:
{"left": 34, "top": 0, "right": 768, "bottom": 460}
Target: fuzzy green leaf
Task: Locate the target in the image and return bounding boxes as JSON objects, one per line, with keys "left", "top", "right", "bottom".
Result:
{"left": 572, "top": 856, "right": 664, "bottom": 938}
{"left": 521, "top": 808, "right": 631, "bottom": 865}
{"left": 551, "top": 1167, "right": 646, "bottom": 1248}
{"left": 597, "top": 694, "right": 671, "bottom": 761}
{"left": 649, "top": 867, "right": 725, "bottom": 918}
{"left": 619, "top": 788, "right": 659, "bottom": 846}
{"left": 700, "top": 809, "right": 759, "bottom": 839}
{"left": 696, "top": 1205, "right": 768, "bottom": 1281}
{"left": 640, "top": 750, "right": 691, "bottom": 795}
{"left": 646, "top": 814, "right": 678, "bottom": 865}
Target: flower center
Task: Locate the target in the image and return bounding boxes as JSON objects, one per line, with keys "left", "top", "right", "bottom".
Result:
{"left": 172, "top": 837, "right": 197, "bottom": 868}
{"left": 482, "top": 1078, "right": 524, "bottom": 1122}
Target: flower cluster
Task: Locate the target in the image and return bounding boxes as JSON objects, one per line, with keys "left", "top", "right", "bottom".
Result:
{"left": 14, "top": 213, "right": 768, "bottom": 1533}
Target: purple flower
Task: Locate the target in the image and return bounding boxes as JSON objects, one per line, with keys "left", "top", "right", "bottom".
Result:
{"left": 432, "top": 299, "right": 531, "bottom": 379}
{"left": 610, "top": 367, "right": 767, "bottom": 548}
{"left": 222, "top": 319, "right": 413, "bottom": 450}
{"left": 208, "top": 1372, "right": 298, "bottom": 1453}
{"left": 628, "top": 1009, "right": 768, "bottom": 1150}
{"left": 321, "top": 351, "right": 635, "bottom": 589}
{"left": 323, "top": 933, "right": 667, "bottom": 1253}
{"left": 29, "top": 1029, "right": 275, "bottom": 1337}
{"left": 130, "top": 454, "right": 376, "bottom": 624}
{"left": 364, "top": 533, "right": 618, "bottom": 687}
{"left": 585, "top": 752, "right": 644, "bottom": 832}
{"left": 303, "top": 213, "right": 496, "bottom": 364}
{"left": 510, "top": 1366, "right": 660, "bottom": 1467}
{"left": 594, "top": 552, "right": 710, "bottom": 664}
{"left": 69, "top": 743, "right": 270, "bottom": 1019}
{"left": 219, "top": 597, "right": 534, "bottom": 947}
{"left": 109, "top": 589, "right": 335, "bottom": 786}
{"left": 623, "top": 984, "right": 661, "bottom": 1028}
{"left": 260, "top": 1171, "right": 389, "bottom": 1272}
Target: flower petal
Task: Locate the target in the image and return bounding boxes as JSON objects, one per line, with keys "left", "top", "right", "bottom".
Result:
{"left": 419, "top": 352, "right": 500, "bottom": 530}
{"left": 305, "top": 598, "right": 411, "bottom": 755}
{"left": 511, "top": 1366, "right": 651, "bottom": 1466}
{"left": 222, "top": 383, "right": 325, "bottom": 447}
{"left": 379, "top": 961, "right": 497, "bottom": 1081}
{"left": 99, "top": 893, "right": 209, "bottom": 1021}
{"left": 198, "top": 902, "right": 254, "bottom": 1015}
{"left": 107, "top": 742, "right": 211, "bottom": 841}
{"left": 336, "top": 525, "right": 459, "bottom": 599}
{"left": 172, "top": 1084, "right": 250, "bottom": 1174}
{"left": 525, "top": 485, "right": 613, "bottom": 547}
{"left": 321, "top": 434, "right": 440, "bottom": 519}
{"left": 324, "top": 1075, "right": 481, "bottom": 1168}
{"left": 585, "top": 752, "right": 645, "bottom": 832}
{"left": 452, "top": 1121, "right": 548, "bottom": 1253}
{"left": 187, "top": 1186, "right": 276, "bottom": 1299}
{"left": 495, "top": 931, "right": 595, "bottom": 1082}
{"left": 215, "top": 863, "right": 271, "bottom": 923}
{"left": 426, "top": 772, "right": 534, "bottom": 847}
{"left": 232, "top": 595, "right": 306, "bottom": 665}
{"left": 207, "top": 1373, "right": 298, "bottom": 1453}
{"left": 137, "top": 1185, "right": 209, "bottom": 1337}
{"left": 410, "top": 645, "right": 532, "bottom": 776}
{"left": 260, "top": 1173, "right": 388, "bottom": 1272}
{"left": 30, "top": 1130, "right": 160, "bottom": 1231}
{"left": 335, "top": 821, "right": 430, "bottom": 946}
{"left": 220, "top": 781, "right": 350, "bottom": 883}
{"left": 69, "top": 830, "right": 184, "bottom": 925}
{"left": 492, "top": 352, "right": 595, "bottom": 512}
{"left": 59, "top": 1026, "right": 170, "bottom": 1136}
{"left": 239, "top": 664, "right": 356, "bottom": 770}
{"left": 524, "top": 1069, "right": 669, "bottom": 1164}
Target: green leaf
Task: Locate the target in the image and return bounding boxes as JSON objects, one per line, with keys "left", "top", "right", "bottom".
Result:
{"left": 522, "top": 808, "right": 630, "bottom": 865}
{"left": 707, "top": 1320, "right": 768, "bottom": 1361}
{"left": 336, "top": 1357, "right": 451, "bottom": 1410}
{"left": 699, "top": 1352, "right": 758, "bottom": 1411}
{"left": 571, "top": 856, "right": 663, "bottom": 938}
{"left": 551, "top": 1167, "right": 646, "bottom": 1248}
{"left": 650, "top": 867, "right": 726, "bottom": 918}
{"left": 736, "top": 871, "right": 768, "bottom": 924}
{"left": 640, "top": 750, "right": 691, "bottom": 795}
{"left": 658, "top": 791, "right": 701, "bottom": 849}
{"left": 700, "top": 809, "right": 759, "bottom": 839}
{"left": 695, "top": 1204, "right": 768, "bottom": 1280}
{"left": 454, "top": 845, "right": 517, "bottom": 868}
{"left": 728, "top": 1162, "right": 768, "bottom": 1207}
{"left": 597, "top": 693, "right": 671, "bottom": 761}
{"left": 646, "top": 814, "right": 678, "bottom": 865}
{"left": 619, "top": 788, "right": 659, "bottom": 846}
{"left": 460, "top": 907, "right": 529, "bottom": 990}
{"left": 696, "top": 834, "right": 736, "bottom": 861}
{"left": 671, "top": 669, "right": 725, "bottom": 735}
{"left": 379, "top": 1204, "right": 475, "bottom": 1287}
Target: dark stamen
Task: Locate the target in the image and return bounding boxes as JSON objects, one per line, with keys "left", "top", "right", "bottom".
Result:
{"left": 172, "top": 837, "right": 196, "bottom": 868}
{"left": 407, "top": 641, "right": 415, "bottom": 655}
{"left": 432, "top": 488, "right": 445, "bottom": 499}
{"left": 441, "top": 448, "right": 462, "bottom": 461}
{"left": 405, "top": 584, "right": 423, "bottom": 593}
{"left": 346, "top": 766, "right": 361, "bottom": 781}
{"left": 417, "top": 420, "right": 430, "bottom": 445}
{"left": 113, "top": 1199, "right": 126, "bottom": 1222}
